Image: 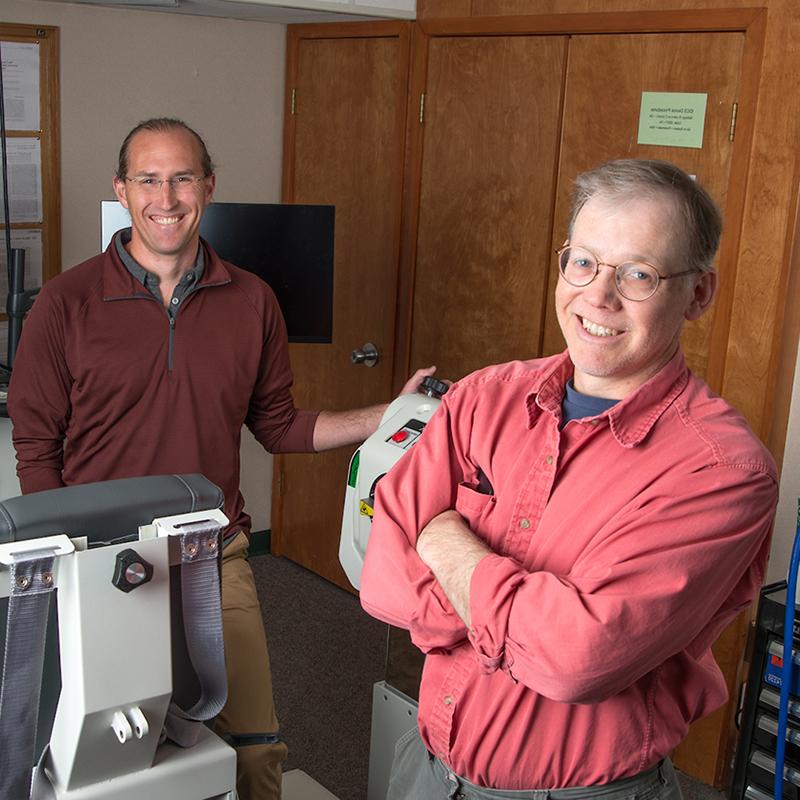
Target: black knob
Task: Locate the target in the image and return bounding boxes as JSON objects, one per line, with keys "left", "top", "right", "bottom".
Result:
{"left": 420, "top": 376, "right": 449, "bottom": 399}
{"left": 112, "top": 548, "right": 154, "bottom": 593}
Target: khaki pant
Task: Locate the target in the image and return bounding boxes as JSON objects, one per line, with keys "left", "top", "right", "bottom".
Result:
{"left": 214, "top": 532, "right": 288, "bottom": 800}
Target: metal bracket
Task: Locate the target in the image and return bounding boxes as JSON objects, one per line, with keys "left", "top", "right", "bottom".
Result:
{"left": 0, "top": 534, "right": 75, "bottom": 566}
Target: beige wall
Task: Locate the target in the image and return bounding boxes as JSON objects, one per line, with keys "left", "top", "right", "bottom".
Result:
{"left": 4, "top": 0, "right": 286, "bottom": 264}
{"left": 2, "top": 0, "right": 287, "bottom": 529}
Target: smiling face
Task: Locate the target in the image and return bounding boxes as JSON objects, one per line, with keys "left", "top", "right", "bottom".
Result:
{"left": 555, "top": 191, "right": 716, "bottom": 399}
{"left": 112, "top": 127, "right": 215, "bottom": 272}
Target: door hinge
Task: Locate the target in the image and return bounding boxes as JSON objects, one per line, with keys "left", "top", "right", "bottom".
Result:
{"left": 419, "top": 92, "right": 426, "bottom": 125}
{"left": 291, "top": 88, "right": 297, "bottom": 116}
{"left": 729, "top": 102, "right": 738, "bottom": 142}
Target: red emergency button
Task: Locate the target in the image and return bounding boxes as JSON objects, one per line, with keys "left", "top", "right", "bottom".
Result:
{"left": 391, "top": 430, "right": 409, "bottom": 443}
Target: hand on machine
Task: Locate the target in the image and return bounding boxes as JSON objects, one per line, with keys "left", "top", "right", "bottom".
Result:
{"left": 339, "top": 374, "right": 449, "bottom": 591}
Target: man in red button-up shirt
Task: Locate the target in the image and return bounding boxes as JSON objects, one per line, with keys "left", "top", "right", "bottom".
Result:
{"left": 361, "top": 159, "right": 778, "bottom": 799}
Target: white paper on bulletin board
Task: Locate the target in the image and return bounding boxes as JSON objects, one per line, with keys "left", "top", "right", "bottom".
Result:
{"left": 637, "top": 92, "right": 708, "bottom": 149}
{"left": 0, "top": 41, "right": 40, "bottom": 131}
{"left": 0, "top": 137, "right": 43, "bottom": 223}
{"left": 0, "top": 229, "right": 43, "bottom": 300}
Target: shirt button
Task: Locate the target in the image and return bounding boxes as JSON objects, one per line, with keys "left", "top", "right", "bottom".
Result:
{"left": 519, "top": 518, "right": 530, "bottom": 529}
{"left": 171, "top": 297, "right": 179, "bottom": 305}
{"left": 443, "top": 695, "right": 452, "bottom": 705}
{"left": 590, "top": 419, "right": 599, "bottom": 427}
{"left": 545, "top": 455, "right": 554, "bottom": 465}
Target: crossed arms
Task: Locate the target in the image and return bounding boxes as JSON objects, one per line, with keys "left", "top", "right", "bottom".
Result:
{"left": 360, "top": 385, "right": 777, "bottom": 704}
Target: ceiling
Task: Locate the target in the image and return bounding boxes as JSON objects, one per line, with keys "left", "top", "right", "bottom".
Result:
{"left": 39, "top": 0, "right": 414, "bottom": 24}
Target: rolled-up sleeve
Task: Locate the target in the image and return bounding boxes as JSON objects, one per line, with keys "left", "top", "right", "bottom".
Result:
{"left": 361, "top": 394, "right": 471, "bottom": 652}
{"left": 466, "top": 464, "right": 776, "bottom": 703}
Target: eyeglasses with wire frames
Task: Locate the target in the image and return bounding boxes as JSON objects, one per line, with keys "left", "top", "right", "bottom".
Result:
{"left": 556, "top": 244, "right": 697, "bottom": 302}
{"left": 124, "top": 174, "right": 209, "bottom": 194}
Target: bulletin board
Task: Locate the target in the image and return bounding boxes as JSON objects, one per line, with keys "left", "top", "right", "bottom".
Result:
{"left": 0, "top": 22, "right": 60, "bottom": 314}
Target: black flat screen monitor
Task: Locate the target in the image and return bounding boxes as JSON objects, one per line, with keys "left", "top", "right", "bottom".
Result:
{"left": 199, "top": 203, "right": 334, "bottom": 344}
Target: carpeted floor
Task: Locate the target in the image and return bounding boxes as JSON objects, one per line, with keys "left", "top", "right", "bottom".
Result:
{"left": 250, "top": 552, "right": 728, "bottom": 800}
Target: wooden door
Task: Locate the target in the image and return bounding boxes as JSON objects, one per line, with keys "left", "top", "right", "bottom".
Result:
{"left": 401, "top": 25, "right": 753, "bottom": 786}
{"left": 543, "top": 32, "right": 745, "bottom": 387}
{"left": 273, "top": 24, "right": 411, "bottom": 589}
{"left": 540, "top": 31, "right": 748, "bottom": 786}
{"left": 408, "top": 35, "right": 567, "bottom": 382}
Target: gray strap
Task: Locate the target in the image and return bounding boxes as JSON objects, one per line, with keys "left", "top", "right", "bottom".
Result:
{"left": 0, "top": 551, "right": 56, "bottom": 800}
{"left": 164, "top": 521, "right": 227, "bottom": 747}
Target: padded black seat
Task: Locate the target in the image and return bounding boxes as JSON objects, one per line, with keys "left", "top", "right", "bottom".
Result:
{"left": 0, "top": 474, "right": 223, "bottom": 544}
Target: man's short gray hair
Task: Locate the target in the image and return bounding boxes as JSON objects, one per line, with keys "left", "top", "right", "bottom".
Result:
{"left": 567, "top": 159, "right": 722, "bottom": 274}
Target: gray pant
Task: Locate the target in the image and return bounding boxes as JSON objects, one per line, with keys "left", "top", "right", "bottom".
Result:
{"left": 386, "top": 729, "right": 684, "bottom": 800}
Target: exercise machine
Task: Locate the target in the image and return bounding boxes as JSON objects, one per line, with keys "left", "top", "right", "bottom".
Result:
{"left": 0, "top": 474, "right": 237, "bottom": 800}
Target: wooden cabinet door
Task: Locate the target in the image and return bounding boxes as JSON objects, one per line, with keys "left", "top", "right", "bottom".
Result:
{"left": 408, "top": 35, "right": 567, "bottom": 382}
{"left": 542, "top": 32, "right": 747, "bottom": 786}
{"left": 543, "top": 32, "right": 745, "bottom": 388}
{"left": 273, "top": 25, "right": 411, "bottom": 590}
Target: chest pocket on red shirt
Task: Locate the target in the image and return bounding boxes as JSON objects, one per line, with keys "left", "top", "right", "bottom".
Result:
{"left": 455, "top": 480, "right": 497, "bottom": 528}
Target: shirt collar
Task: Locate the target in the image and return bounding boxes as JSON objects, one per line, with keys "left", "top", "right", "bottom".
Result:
{"left": 103, "top": 230, "right": 229, "bottom": 299}
{"left": 526, "top": 349, "right": 689, "bottom": 448}
{"left": 114, "top": 227, "right": 205, "bottom": 286}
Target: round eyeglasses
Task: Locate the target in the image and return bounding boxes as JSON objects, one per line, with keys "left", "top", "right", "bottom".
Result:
{"left": 125, "top": 175, "right": 208, "bottom": 194}
{"left": 556, "top": 244, "right": 696, "bottom": 302}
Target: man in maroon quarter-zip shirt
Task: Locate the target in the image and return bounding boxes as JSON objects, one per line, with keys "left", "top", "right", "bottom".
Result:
{"left": 7, "top": 117, "right": 432, "bottom": 800}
